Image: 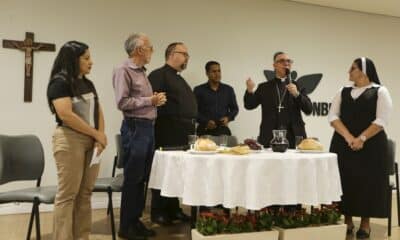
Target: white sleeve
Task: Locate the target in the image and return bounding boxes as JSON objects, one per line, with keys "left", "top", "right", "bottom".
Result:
{"left": 328, "top": 88, "right": 343, "bottom": 123}
{"left": 373, "top": 86, "right": 392, "bottom": 129}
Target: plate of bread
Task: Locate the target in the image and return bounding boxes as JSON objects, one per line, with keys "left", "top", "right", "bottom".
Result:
{"left": 218, "top": 145, "right": 251, "bottom": 155}
{"left": 188, "top": 138, "right": 218, "bottom": 154}
{"left": 297, "top": 138, "right": 325, "bottom": 153}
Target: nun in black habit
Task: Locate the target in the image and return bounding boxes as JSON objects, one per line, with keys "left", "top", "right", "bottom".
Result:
{"left": 328, "top": 57, "right": 393, "bottom": 239}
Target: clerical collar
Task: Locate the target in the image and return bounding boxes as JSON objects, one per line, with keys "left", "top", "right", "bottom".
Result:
{"left": 274, "top": 77, "right": 287, "bottom": 83}
{"left": 164, "top": 64, "right": 178, "bottom": 74}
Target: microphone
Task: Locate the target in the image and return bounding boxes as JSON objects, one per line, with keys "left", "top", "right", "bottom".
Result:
{"left": 286, "top": 68, "right": 292, "bottom": 83}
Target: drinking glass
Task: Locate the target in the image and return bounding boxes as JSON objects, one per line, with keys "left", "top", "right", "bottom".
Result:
{"left": 188, "top": 135, "right": 198, "bottom": 150}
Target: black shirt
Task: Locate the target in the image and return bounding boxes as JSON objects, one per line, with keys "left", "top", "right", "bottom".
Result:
{"left": 149, "top": 64, "right": 197, "bottom": 119}
{"left": 243, "top": 77, "right": 312, "bottom": 147}
{"left": 47, "top": 76, "right": 98, "bottom": 127}
{"left": 193, "top": 82, "right": 239, "bottom": 124}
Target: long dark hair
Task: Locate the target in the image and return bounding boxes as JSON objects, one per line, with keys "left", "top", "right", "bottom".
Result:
{"left": 354, "top": 57, "right": 381, "bottom": 84}
{"left": 47, "top": 41, "right": 95, "bottom": 114}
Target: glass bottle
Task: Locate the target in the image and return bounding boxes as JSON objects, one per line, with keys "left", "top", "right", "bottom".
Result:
{"left": 270, "top": 129, "right": 289, "bottom": 152}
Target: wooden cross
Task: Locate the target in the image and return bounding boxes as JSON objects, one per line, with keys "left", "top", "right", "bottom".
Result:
{"left": 3, "top": 32, "right": 56, "bottom": 102}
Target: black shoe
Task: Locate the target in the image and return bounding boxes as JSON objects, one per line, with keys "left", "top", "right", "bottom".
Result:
{"left": 118, "top": 228, "right": 147, "bottom": 240}
{"left": 346, "top": 225, "right": 354, "bottom": 235}
{"left": 356, "top": 228, "right": 371, "bottom": 239}
{"left": 136, "top": 221, "right": 156, "bottom": 237}
{"left": 170, "top": 211, "right": 191, "bottom": 222}
{"left": 151, "top": 214, "right": 173, "bottom": 225}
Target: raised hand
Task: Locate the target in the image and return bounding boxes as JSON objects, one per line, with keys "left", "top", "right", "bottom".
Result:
{"left": 246, "top": 78, "right": 255, "bottom": 93}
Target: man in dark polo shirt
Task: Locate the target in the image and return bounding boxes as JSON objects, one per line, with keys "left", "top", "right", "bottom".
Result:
{"left": 194, "top": 61, "right": 239, "bottom": 136}
{"left": 149, "top": 42, "right": 197, "bottom": 225}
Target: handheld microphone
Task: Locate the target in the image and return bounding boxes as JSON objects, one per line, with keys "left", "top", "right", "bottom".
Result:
{"left": 286, "top": 68, "right": 292, "bottom": 83}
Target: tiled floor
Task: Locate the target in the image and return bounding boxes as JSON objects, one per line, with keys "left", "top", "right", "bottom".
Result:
{"left": 0, "top": 196, "right": 399, "bottom": 239}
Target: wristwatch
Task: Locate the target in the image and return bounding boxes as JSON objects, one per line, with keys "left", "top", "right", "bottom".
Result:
{"left": 359, "top": 135, "right": 367, "bottom": 142}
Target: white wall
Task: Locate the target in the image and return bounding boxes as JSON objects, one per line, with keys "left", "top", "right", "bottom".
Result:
{"left": 0, "top": 0, "right": 399, "bottom": 191}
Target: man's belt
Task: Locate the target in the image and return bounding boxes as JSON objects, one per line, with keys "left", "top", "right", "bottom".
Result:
{"left": 124, "top": 117, "right": 155, "bottom": 125}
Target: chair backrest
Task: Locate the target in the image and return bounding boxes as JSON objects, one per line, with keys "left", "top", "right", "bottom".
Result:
{"left": 388, "top": 139, "right": 396, "bottom": 175}
{"left": 115, "top": 134, "right": 125, "bottom": 169}
{"left": 0, "top": 135, "right": 44, "bottom": 185}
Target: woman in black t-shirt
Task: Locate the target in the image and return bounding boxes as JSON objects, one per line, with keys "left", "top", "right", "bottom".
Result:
{"left": 47, "top": 41, "right": 107, "bottom": 240}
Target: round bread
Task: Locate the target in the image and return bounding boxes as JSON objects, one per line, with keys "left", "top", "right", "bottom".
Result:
{"left": 297, "top": 138, "right": 323, "bottom": 150}
{"left": 230, "top": 145, "right": 250, "bottom": 155}
{"left": 194, "top": 138, "right": 218, "bottom": 151}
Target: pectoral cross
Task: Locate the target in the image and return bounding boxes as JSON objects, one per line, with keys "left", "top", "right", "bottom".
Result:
{"left": 3, "top": 32, "right": 56, "bottom": 102}
{"left": 277, "top": 105, "right": 285, "bottom": 113}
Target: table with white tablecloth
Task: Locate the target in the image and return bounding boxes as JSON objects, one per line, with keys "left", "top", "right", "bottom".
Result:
{"left": 148, "top": 149, "right": 342, "bottom": 210}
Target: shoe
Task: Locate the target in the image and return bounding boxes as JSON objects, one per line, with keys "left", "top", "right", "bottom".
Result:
{"left": 346, "top": 225, "right": 354, "bottom": 235}
{"left": 136, "top": 221, "right": 156, "bottom": 237}
{"left": 170, "top": 211, "right": 191, "bottom": 222}
{"left": 118, "top": 228, "right": 147, "bottom": 240}
{"left": 356, "top": 228, "right": 371, "bottom": 239}
{"left": 151, "top": 214, "right": 173, "bottom": 225}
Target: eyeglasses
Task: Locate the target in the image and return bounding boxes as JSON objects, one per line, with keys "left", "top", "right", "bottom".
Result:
{"left": 174, "top": 51, "right": 190, "bottom": 58}
{"left": 275, "top": 59, "right": 294, "bottom": 64}
{"left": 142, "top": 45, "right": 154, "bottom": 52}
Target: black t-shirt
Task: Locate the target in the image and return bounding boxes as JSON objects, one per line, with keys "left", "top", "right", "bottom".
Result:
{"left": 47, "top": 76, "right": 98, "bottom": 127}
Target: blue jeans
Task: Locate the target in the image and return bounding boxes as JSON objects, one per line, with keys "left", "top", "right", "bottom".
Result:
{"left": 119, "top": 118, "right": 154, "bottom": 231}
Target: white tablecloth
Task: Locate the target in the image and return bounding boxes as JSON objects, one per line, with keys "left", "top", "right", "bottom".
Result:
{"left": 148, "top": 149, "right": 342, "bottom": 210}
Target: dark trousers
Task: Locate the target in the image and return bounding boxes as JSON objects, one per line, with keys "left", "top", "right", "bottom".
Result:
{"left": 151, "top": 116, "right": 194, "bottom": 217}
{"left": 151, "top": 189, "right": 181, "bottom": 217}
{"left": 120, "top": 118, "right": 154, "bottom": 231}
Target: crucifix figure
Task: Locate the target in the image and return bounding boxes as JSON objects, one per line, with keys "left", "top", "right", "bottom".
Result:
{"left": 3, "top": 32, "right": 56, "bottom": 102}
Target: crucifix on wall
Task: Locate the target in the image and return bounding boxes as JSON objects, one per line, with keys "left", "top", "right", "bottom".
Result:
{"left": 2, "top": 32, "right": 56, "bottom": 102}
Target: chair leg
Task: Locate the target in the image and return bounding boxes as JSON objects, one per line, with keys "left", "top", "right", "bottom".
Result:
{"left": 26, "top": 204, "right": 35, "bottom": 240}
{"left": 191, "top": 206, "right": 198, "bottom": 229}
{"left": 388, "top": 185, "right": 392, "bottom": 236}
{"left": 395, "top": 163, "right": 400, "bottom": 226}
{"left": 143, "top": 180, "right": 149, "bottom": 207}
{"left": 34, "top": 200, "right": 41, "bottom": 240}
{"left": 107, "top": 191, "right": 113, "bottom": 216}
{"left": 108, "top": 190, "right": 116, "bottom": 240}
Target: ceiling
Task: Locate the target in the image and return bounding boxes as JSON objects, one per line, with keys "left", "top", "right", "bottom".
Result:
{"left": 289, "top": 0, "right": 400, "bottom": 18}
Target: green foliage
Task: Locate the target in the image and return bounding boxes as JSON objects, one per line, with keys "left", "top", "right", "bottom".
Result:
{"left": 196, "top": 204, "right": 341, "bottom": 235}
{"left": 274, "top": 205, "right": 342, "bottom": 229}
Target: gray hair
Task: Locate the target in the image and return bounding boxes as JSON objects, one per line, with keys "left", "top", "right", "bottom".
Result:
{"left": 124, "top": 33, "right": 147, "bottom": 56}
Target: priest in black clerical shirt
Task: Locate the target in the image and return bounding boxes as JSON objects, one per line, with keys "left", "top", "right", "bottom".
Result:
{"left": 244, "top": 52, "right": 312, "bottom": 148}
{"left": 149, "top": 42, "right": 196, "bottom": 225}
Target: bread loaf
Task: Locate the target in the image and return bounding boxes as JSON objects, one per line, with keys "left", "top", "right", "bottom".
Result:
{"left": 297, "top": 138, "right": 323, "bottom": 150}
{"left": 194, "top": 138, "right": 218, "bottom": 151}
